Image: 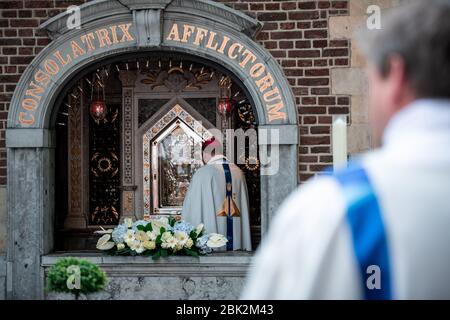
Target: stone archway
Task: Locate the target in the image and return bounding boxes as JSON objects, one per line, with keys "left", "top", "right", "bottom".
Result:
{"left": 6, "top": 0, "right": 298, "bottom": 299}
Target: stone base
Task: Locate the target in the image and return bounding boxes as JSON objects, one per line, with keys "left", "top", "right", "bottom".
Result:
{"left": 42, "top": 252, "right": 252, "bottom": 300}
{"left": 0, "top": 254, "right": 5, "bottom": 300}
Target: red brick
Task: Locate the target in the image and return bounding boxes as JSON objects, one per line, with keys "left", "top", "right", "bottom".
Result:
{"left": 25, "top": 1, "right": 55, "bottom": 8}
{"left": 305, "top": 69, "right": 329, "bottom": 77}
{"left": 288, "top": 50, "right": 320, "bottom": 58}
{"left": 318, "top": 1, "right": 331, "bottom": 9}
{"left": 298, "top": 78, "right": 329, "bottom": 86}
{"left": 298, "top": 2, "right": 317, "bottom": 10}
{"left": 310, "top": 126, "right": 331, "bottom": 134}
{"left": 304, "top": 30, "right": 328, "bottom": 39}
{"left": 300, "top": 136, "right": 330, "bottom": 145}
{"left": 271, "top": 31, "right": 302, "bottom": 39}
{"left": 313, "top": 20, "right": 327, "bottom": 28}
{"left": 299, "top": 107, "right": 326, "bottom": 114}
{"left": 332, "top": 1, "right": 348, "bottom": 9}
{"left": 258, "top": 12, "right": 287, "bottom": 21}
{"left": 299, "top": 156, "right": 318, "bottom": 163}
{"left": 4, "top": 29, "right": 18, "bottom": 37}
{"left": 295, "top": 40, "right": 311, "bottom": 49}
{"left": 301, "top": 97, "right": 317, "bottom": 105}
{"left": 0, "top": 1, "right": 23, "bottom": 9}
{"left": 337, "top": 97, "right": 350, "bottom": 105}
{"left": 10, "top": 19, "right": 39, "bottom": 27}
{"left": 323, "top": 48, "right": 349, "bottom": 57}
{"left": 3, "top": 48, "right": 17, "bottom": 55}
{"left": 281, "top": 2, "right": 297, "bottom": 10}
{"left": 280, "top": 22, "right": 295, "bottom": 30}
{"left": 329, "top": 107, "right": 349, "bottom": 114}
{"left": 265, "top": 3, "right": 280, "bottom": 11}
{"left": 318, "top": 97, "right": 336, "bottom": 105}
{"left": 0, "top": 38, "right": 21, "bottom": 46}
{"left": 311, "top": 146, "right": 331, "bottom": 153}
{"left": 288, "top": 11, "right": 319, "bottom": 20}
{"left": 303, "top": 116, "right": 317, "bottom": 124}
{"left": 2, "top": 11, "right": 18, "bottom": 18}
{"left": 279, "top": 41, "right": 293, "bottom": 49}
{"left": 10, "top": 56, "right": 35, "bottom": 64}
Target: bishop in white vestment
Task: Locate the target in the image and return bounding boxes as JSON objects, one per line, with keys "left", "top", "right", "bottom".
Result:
{"left": 182, "top": 139, "right": 252, "bottom": 251}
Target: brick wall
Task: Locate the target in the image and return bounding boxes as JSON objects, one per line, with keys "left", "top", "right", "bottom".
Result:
{"left": 0, "top": 0, "right": 351, "bottom": 185}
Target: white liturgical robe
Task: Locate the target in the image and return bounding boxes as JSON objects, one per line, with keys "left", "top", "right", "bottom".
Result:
{"left": 182, "top": 155, "right": 252, "bottom": 251}
{"left": 242, "top": 99, "right": 450, "bottom": 299}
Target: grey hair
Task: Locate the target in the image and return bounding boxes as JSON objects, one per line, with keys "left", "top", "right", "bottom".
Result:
{"left": 357, "top": 0, "right": 450, "bottom": 99}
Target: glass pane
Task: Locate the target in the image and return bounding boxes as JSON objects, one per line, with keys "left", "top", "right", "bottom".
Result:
{"left": 158, "top": 125, "right": 203, "bottom": 208}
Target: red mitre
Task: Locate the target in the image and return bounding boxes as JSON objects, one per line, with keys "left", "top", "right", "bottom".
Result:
{"left": 202, "top": 137, "right": 221, "bottom": 152}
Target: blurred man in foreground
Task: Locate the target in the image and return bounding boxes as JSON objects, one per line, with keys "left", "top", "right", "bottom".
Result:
{"left": 242, "top": 1, "right": 450, "bottom": 299}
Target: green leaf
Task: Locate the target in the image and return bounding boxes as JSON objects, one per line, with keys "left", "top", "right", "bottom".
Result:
{"left": 152, "top": 250, "right": 161, "bottom": 260}
{"left": 145, "top": 223, "right": 153, "bottom": 232}
{"left": 160, "top": 227, "right": 166, "bottom": 234}
{"left": 137, "top": 225, "right": 145, "bottom": 231}
{"left": 161, "top": 249, "right": 168, "bottom": 257}
{"left": 185, "top": 249, "right": 199, "bottom": 257}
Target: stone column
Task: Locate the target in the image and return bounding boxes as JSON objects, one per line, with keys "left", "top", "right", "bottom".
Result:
{"left": 258, "top": 124, "right": 298, "bottom": 237}
{"left": 119, "top": 71, "right": 138, "bottom": 221}
{"left": 6, "top": 129, "right": 55, "bottom": 299}
{"left": 64, "top": 87, "right": 88, "bottom": 229}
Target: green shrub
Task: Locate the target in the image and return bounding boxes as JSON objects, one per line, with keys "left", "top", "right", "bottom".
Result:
{"left": 46, "top": 258, "right": 107, "bottom": 298}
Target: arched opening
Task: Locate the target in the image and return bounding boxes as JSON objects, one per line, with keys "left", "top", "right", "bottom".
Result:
{"left": 53, "top": 51, "right": 262, "bottom": 251}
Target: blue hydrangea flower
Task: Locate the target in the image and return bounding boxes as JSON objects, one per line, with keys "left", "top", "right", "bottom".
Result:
{"left": 173, "top": 221, "right": 195, "bottom": 234}
{"left": 196, "top": 234, "right": 212, "bottom": 254}
{"left": 112, "top": 224, "right": 128, "bottom": 243}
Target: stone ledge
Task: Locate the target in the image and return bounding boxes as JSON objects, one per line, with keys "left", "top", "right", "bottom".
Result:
{"left": 42, "top": 252, "right": 253, "bottom": 277}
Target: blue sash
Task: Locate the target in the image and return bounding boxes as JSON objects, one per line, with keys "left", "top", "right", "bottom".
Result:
{"left": 334, "top": 163, "right": 393, "bottom": 300}
{"left": 222, "top": 163, "right": 233, "bottom": 251}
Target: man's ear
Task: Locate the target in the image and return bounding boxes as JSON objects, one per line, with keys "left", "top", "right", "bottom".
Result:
{"left": 387, "top": 55, "right": 410, "bottom": 110}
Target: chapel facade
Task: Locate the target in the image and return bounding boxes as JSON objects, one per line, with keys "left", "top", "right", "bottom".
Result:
{"left": 0, "top": 0, "right": 403, "bottom": 299}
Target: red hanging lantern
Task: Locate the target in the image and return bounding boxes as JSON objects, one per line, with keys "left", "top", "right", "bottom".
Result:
{"left": 90, "top": 99, "right": 107, "bottom": 123}
{"left": 217, "top": 97, "right": 233, "bottom": 117}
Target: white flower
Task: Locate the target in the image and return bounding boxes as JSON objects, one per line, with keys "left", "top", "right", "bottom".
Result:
{"left": 123, "top": 218, "right": 133, "bottom": 228}
{"left": 151, "top": 217, "right": 169, "bottom": 232}
{"left": 161, "top": 231, "right": 173, "bottom": 242}
{"left": 195, "top": 223, "right": 204, "bottom": 235}
{"left": 143, "top": 240, "right": 156, "bottom": 250}
{"left": 117, "top": 243, "right": 125, "bottom": 250}
{"left": 174, "top": 231, "right": 189, "bottom": 251}
{"left": 174, "top": 231, "right": 189, "bottom": 245}
{"left": 124, "top": 230, "right": 136, "bottom": 245}
{"left": 207, "top": 233, "right": 228, "bottom": 248}
{"left": 94, "top": 227, "right": 113, "bottom": 235}
{"left": 96, "top": 234, "right": 115, "bottom": 250}
{"left": 185, "top": 238, "right": 194, "bottom": 249}
{"left": 128, "top": 239, "right": 144, "bottom": 253}
{"left": 161, "top": 232, "right": 177, "bottom": 250}
{"left": 134, "top": 242, "right": 145, "bottom": 254}
{"left": 146, "top": 230, "right": 158, "bottom": 241}
{"left": 135, "top": 230, "right": 149, "bottom": 242}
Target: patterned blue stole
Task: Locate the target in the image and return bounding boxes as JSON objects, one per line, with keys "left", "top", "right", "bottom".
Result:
{"left": 222, "top": 163, "right": 233, "bottom": 251}
{"left": 334, "top": 163, "right": 393, "bottom": 300}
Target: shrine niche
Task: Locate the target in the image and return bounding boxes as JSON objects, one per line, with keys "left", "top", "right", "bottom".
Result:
{"left": 142, "top": 103, "right": 212, "bottom": 216}
{"left": 53, "top": 53, "right": 263, "bottom": 250}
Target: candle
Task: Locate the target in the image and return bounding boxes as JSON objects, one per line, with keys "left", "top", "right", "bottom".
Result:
{"left": 332, "top": 115, "right": 348, "bottom": 170}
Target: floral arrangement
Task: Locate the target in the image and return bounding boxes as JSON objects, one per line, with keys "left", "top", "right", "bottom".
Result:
{"left": 96, "top": 216, "right": 227, "bottom": 259}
